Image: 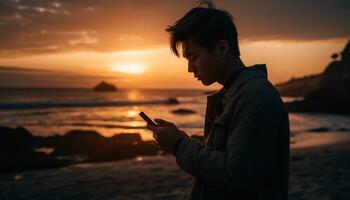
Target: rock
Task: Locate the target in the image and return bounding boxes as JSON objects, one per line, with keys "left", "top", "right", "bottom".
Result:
{"left": 0, "top": 126, "right": 71, "bottom": 174}
{"left": 0, "top": 127, "right": 162, "bottom": 173}
{"left": 307, "top": 40, "right": 350, "bottom": 99}
{"left": 0, "top": 151, "right": 70, "bottom": 174}
{"left": 276, "top": 74, "right": 321, "bottom": 97}
{"left": 171, "top": 108, "right": 196, "bottom": 115}
{"left": 166, "top": 97, "right": 180, "bottom": 104}
{"left": 93, "top": 81, "right": 117, "bottom": 92}
{"left": 286, "top": 40, "right": 350, "bottom": 114}
{"left": 111, "top": 133, "right": 142, "bottom": 144}
{"left": 319, "top": 40, "right": 350, "bottom": 95}
{"left": 307, "top": 127, "right": 330, "bottom": 132}
{"left": 48, "top": 130, "right": 160, "bottom": 162}
{"left": 291, "top": 156, "right": 304, "bottom": 161}
{"left": 337, "top": 128, "right": 349, "bottom": 131}
{"left": 286, "top": 96, "right": 350, "bottom": 113}
{"left": 50, "top": 130, "right": 106, "bottom": 156}
{"left": 0, "top": 126, "right": 37, "bottom": 151}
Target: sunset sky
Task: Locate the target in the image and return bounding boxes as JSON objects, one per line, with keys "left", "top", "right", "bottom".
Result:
{"left": 0, "top": 0, "right": 349, "bottom": 89}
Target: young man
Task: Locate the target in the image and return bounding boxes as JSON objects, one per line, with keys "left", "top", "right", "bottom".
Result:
{"left": 147, "top": 1, "right": 290, "bottom": 199}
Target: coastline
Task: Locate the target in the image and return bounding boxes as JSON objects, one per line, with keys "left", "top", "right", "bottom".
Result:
{"left": 1, "top": 132, "right": 349, "bottom": 200}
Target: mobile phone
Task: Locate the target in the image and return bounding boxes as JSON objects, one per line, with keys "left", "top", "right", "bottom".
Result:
{"left": 139, "top": 111, "right": 158, "bottom": 126}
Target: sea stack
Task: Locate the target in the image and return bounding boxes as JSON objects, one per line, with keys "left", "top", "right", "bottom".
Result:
{"left": 93, "top": 81, "right": 118, "bottom": 92}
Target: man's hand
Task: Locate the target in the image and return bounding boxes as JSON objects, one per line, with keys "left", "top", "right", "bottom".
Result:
{"left": 147, "top": 118, "right": 189, "bottom": 153}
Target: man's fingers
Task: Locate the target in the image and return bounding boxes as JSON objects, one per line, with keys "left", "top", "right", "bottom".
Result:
{"left": 155, "top": 118, "right": 174, "bottom": 127}
{"left": 147, "top": 124, "right": 166, "bottom": 134}
{"left": 147, "top": 124, "right": 161, "bottom": 140}
{"left": 147, "top": 124, "right": 158, "bottom": 132}
{"left": 153, "top": 132, "right": 159, "bottom": 140}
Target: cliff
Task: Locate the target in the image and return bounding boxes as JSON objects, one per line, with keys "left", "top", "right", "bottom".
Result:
{"left": 276, "top": 74, "right": 321, "bottom": 97}
{"left": 286, "top": 40, "right": 350, "bottom": 114}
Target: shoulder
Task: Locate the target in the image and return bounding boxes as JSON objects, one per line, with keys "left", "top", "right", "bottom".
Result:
{"left": 224, "top": 77, "right": 286, "bottom": 121}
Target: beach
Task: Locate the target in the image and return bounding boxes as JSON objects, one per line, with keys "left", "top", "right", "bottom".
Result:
{"left": 0, "top": 0, "right": 349, "bottom": 199}
{"left": 1, "top": 88, "right": 350, "bottom": 199}
{"left": 289, "top": 132, "right": 350, "bottom": 200}
{"left": 0, "top": 131, "right": 349, "bottom": 200}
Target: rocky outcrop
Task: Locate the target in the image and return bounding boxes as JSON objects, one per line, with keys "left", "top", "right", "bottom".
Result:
{"left": 0, "top": 126, "right": 36, "bottom": 151}
{"left": 93, "top": 81, "right": 118, "bottom": 92}
{"left": 166, "top": 97, "right": 180, "bottom": 104}
{"left": 318, "top": 40, "right": 350, "bottom": 95}
{"left": 286, "top": 40, "right": 350, "bottom": 114}
{"left": 48, "top": 131, "right": 158, "bottom": 162}
{"left": 276, "top": 74, "right": 321, "bottom": 97}
{"left": 171, "top": 108, "right": 196, "bottom": 115}
{"left": 0, "top": 126, "right": 70, "bottom": 174}
{"left": 0, "top": 127, "right": 161, "bottom": 174}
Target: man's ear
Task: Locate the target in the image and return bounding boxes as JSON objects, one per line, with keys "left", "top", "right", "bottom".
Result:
{"left": 214, "top": 40, "right": 230, "bottom": 58}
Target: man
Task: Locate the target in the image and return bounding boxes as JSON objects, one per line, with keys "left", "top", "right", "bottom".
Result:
{"left": 147, "top": 1, "right": 290, "bottom": 199}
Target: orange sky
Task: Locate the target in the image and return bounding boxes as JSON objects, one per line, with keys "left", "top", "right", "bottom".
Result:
{"left": 0, "top": 0, "right": 349, "bottom": 89}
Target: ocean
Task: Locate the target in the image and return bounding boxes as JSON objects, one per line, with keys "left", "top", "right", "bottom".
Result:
{"left": 0, "top": 87, "right": 349, "bottom": 141}
{"left": 1, "top": 87, "right": 350, "bottom": 200}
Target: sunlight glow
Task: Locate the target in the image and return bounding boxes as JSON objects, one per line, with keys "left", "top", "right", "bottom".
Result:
{"left": 127, "top": 110, "right": 138, "bottom": 118}
{"left": 110, "top": 62, "right": 145, "bottom": 74}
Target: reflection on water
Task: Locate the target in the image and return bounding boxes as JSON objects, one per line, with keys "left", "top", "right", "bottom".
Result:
{"left": 281, "top": 97, "right": 303, "bottom": 103}
{"left": 0, "top": 88, "right": 349, "bottom": 141}
{"left": 34, "top": 147, "right": 55, "bottom": 154}
{"left": 291, "top": 132, "right": 350, "bottom": 149}
{"left": 127, "top": 110, "right": 139, "bottom": 118}
{"left": 127, "top": 90, "right": 141, "bottom": 101}
{"left": 135, "top": 156, "right": 144, "bottom": 162}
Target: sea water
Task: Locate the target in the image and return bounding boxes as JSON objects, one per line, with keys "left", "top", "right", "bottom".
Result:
{"left": 0, "top": 87, "right": 349, "bottom": 141}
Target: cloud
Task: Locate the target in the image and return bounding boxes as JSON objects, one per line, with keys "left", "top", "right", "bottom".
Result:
{"left": 0, "top": 66, "right": 49, "bottom": 72}
{"left": 0, "top": 65, "right": 122, "bottom": 88}
{"left": 223, "top": 0, "right": 350, "bottom": 41}
{"left": 0, "top": 0, "right": 349, "bottom": 57}
{"left": 0, "top": 66, "right": 120, "bottom": 79}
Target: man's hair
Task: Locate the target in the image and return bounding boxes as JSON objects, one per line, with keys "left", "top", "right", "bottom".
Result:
{"left": 166, "top": 0, "right": 240, "bottom": 57}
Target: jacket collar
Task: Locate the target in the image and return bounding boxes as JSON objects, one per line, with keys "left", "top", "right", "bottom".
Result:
{"left": 223, "top": 64, "right": 268, "bottom": 102}
{"left": 206, "top": 64, "right": 268, "bottom": 102}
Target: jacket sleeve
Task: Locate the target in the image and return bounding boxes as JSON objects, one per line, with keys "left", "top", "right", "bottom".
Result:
{"left": 175, "top": 102, "right": 277, "bottom": 191}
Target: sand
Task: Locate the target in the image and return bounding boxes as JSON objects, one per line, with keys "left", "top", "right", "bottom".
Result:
{"left": 289, "top": 132, "right": 350, "bottom": 200}
{"left": 1, "top": 132, "right": 350, "bottom": 200}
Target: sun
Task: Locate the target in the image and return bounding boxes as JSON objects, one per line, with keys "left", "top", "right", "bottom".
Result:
{"left": 110, "top": 62, "right": 145, "bottom": 74}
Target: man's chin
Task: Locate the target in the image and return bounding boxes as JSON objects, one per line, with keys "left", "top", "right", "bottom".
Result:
{"left": 200, "top": 79, "right": 214, "bottom": 86}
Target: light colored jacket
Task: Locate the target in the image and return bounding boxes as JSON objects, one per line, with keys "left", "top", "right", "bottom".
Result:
{"left": 175, "top": 64, "right": 290, "bottom": 200}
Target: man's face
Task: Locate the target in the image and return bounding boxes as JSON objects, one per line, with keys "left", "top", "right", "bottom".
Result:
{"left": 182, "top": 38, "right": 222, "bottom": 86}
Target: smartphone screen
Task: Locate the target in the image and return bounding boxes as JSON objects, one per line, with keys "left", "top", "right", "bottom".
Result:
{"left": 139, "top": 111, "right": 157, "bottom": 126}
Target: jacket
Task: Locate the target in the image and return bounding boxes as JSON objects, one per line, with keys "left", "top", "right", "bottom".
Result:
{"left": 175, "top": 64, "right": 290, "bottom": 200}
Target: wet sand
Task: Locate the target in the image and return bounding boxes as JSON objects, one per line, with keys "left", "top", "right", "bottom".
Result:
{"left": 289, "top": 132, "right": 350, "bottom": 200}
{"left": 1, "top": 132, "right": 350, "bottom": 200}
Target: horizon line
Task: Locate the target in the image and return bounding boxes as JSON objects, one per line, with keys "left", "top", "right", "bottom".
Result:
{"left": 0, "top": 86, "right": 215, "bottom": 91}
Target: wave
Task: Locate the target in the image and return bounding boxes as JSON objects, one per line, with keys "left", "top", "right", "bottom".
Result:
{"left": 0, "top": 99, "right": 184, "bottom": 110}
{"left": 12, "top": 111, "right": 58, "bottom": 116}
{"left": 11, "top": 122, "right": 204, "bottom": 129}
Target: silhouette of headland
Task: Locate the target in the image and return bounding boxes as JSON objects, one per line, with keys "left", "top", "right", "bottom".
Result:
{"left": 277, "top": 40, "right": 350, "bottom": 114}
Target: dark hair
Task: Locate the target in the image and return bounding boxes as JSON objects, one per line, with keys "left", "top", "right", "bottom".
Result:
{"left": 166, "top": 0, "right": 240, "bottom": 57}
